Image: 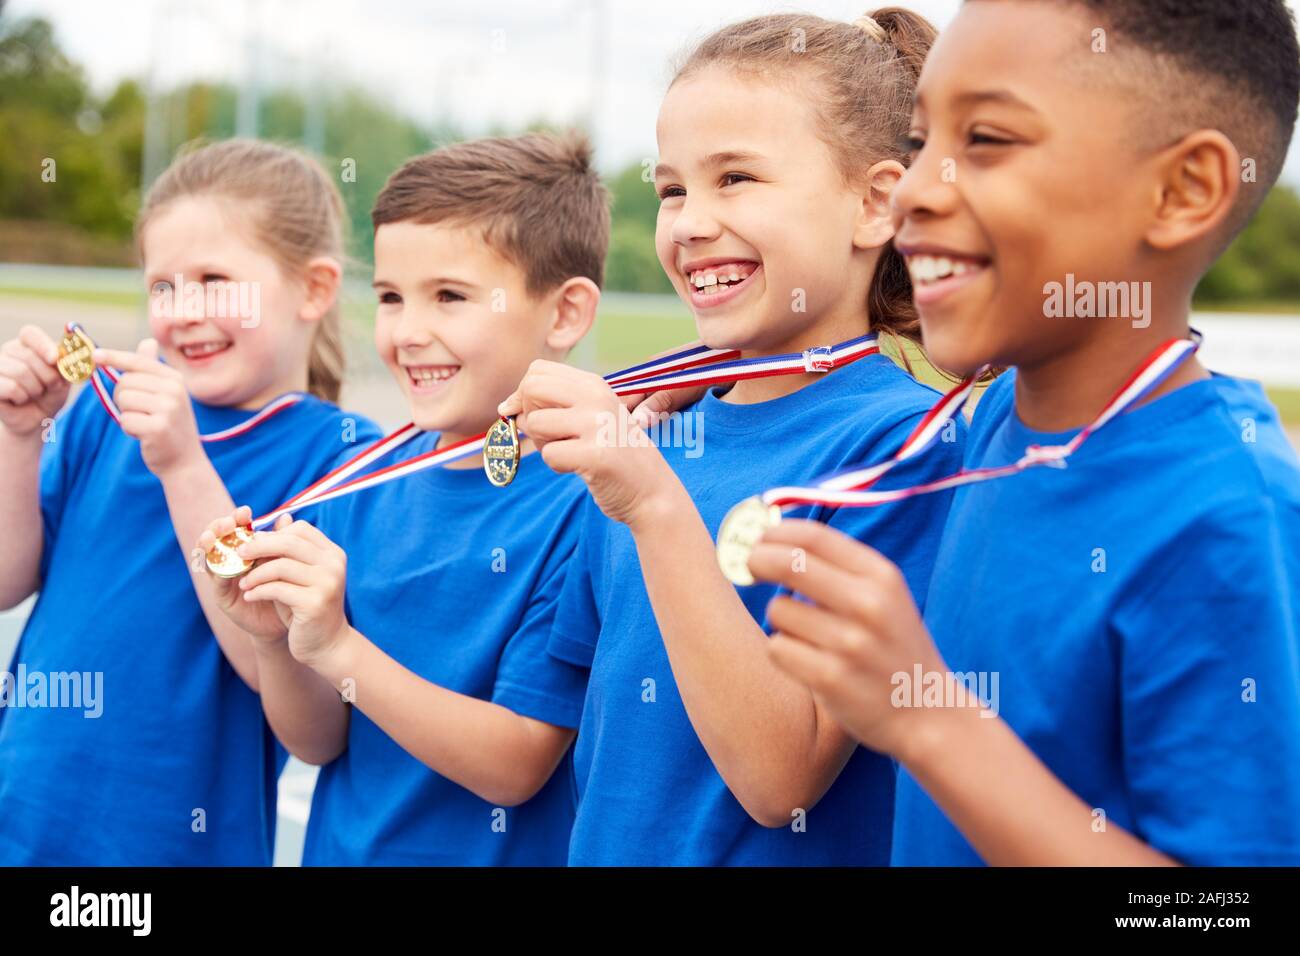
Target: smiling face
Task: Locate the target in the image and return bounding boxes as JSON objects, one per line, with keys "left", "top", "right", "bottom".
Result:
{"left": 894, "top": 0, "right": 1162, "bottom": 376}
{"left": 142, "top": 195, "right": 317, "bottom": 408}
{"left": 373, "top": 220, "right": 559, "bottom": 438}
{"left": 654, "top": 65, "right": 880, "bottom": 354}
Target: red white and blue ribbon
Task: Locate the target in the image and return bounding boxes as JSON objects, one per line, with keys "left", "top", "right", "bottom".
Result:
{"left": 606, "top": 334, "right": 880, "bottom": 396}
{"left": 70, "top": 323, "right": 305, "bottom": 443}
{"left": 250, "top": 425, "right": 482, "bottom": 529}
{"left": 251, "top": 334, "right": 885, "bottom": 526}
{"left": 755, "top": 332, "right": 1202, "bottom": 512}
{"left": 73, "top": 319, "right": 888, "bottom": 526}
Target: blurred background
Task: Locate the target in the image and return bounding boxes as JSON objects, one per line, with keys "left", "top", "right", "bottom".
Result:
{"left": 2, "top": 0, "right": 1298, "bottom": 864}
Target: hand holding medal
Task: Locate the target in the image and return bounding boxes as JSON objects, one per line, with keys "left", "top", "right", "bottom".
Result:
{"left": 0, "top": 325, "right": 73, "bottom": 437}
{"left": 91, "top": 338, "right": 206, "bottom": 478}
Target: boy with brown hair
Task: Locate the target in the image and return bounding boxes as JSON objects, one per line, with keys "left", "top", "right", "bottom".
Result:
{"left": 201, "top": 131, "right": 609, "bottom": 864}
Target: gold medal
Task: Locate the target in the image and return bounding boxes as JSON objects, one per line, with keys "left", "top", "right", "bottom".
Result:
{"left": 483, "top": 416, "right": 521, "bottom": 488}
{"left": 205, "top": 526, "right": 257, "bottom": 579}
{"left": 716, "top": 495, "right": 782, "bottom": 586}
{"left": 55, "top": 327, "right": 95, "bottom": 384}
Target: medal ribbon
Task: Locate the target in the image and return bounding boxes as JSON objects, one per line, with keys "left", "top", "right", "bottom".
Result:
{"left": 251, "top": 334, "right": 882, "bottom": 526}
{"left": 71, "top": 319, "right": 885, "bottom": 526}
{"left": 69, "top": 323, "right": 306, "bottom": 443}
{"left": 755, "top": 332, "right": 1202, "bottom": 513}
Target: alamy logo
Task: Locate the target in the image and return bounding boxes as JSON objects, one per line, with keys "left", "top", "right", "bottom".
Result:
{"left": 50, "top": 886, "right": 151, "bottom": 936}
{"left": 0, "top": 666, "right": 103, "bottom": 718}
{"left": 1043, "top": 274, "right": 1151, "bottom": 328}
{"left": 596, "top": 406, "right": 704, "bottom": 459}
{"left": 890, "top": 665, "right": 1000, "bottom": 718}
{"left": 150, "top": 273, "right": 262, "bottom": 328}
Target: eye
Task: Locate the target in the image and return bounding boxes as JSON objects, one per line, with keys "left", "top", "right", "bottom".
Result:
{"left": 968, "top": 129, "right": 1015, "bottom": 148}
{"left": 201, "top": 273, "right": 229, "bottom": 284}
{"left": 719, "top": 172, "right": 753, "bottom": 188}
{"left": 900, "top": 133, "right": 926, "bottom": 158}
{"left": 657, "top": 183, "right": 685, "bottom": 201}
{"left": 436, "top": 289, "right": 466, "bottom": 303}
{"left": 378, "top": 291, "right": 402, "bottom": 305}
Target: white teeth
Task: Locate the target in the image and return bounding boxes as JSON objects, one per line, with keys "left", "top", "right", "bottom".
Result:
{"left": 906, "top": 255, "right": 980, "bottom": 285}
{"left": 180, "top": 342, "right": 229, "bottom": 357}
{"left": 688, "top": 264, "right": 756, "bottom": 290}
{"left": 407, "top": 366, "right": 457, "bottom": 384}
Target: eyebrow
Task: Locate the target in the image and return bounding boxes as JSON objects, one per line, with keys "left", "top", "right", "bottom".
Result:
{"left": 371, "top": 276, "right": 478, "bottom": 291}
{"left": 654, "top": 150, "right": 767, "bottom": 180}
{"left": 921, "top": 88, "right": 1040, "bottom": 114}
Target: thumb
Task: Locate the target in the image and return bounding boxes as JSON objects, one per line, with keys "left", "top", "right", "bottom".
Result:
{"left": 630, "top": 390, "right": 675, "bottom": 430}
{"left": 137, "top": 338, "right": 160, "bottom": 363}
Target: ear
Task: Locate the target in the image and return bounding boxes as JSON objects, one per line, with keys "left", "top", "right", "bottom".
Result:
{"left": 853, "top": 159, "right": 906, "bottom": 252}
{"left": 299, "top": 256, "right": 344, "bottom": 324}
{"left": 544, "top": 277, "right": 600, "bottom": 354}
{"left": 1145, "top": 129, "right": 1240, "bottom": 252}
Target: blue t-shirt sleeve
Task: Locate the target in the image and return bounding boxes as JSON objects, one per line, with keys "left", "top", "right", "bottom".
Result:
{"left": 491, "top": 499, "right": 590, "bottom": 729}
{"left": 1115, "top": 497, "right": 1300, "bottom": 865}
{"left": 38, "top": 387, "right": 108, "bottom": 582}
{"left": 547, "top": 497, "right": 602, "bottom": 669}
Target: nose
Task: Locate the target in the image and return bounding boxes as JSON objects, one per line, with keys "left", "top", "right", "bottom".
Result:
{"left": 668, "top": 193, "right": 723, "bottom": 249}
{"left": 893, "top": 142, "right": 958, "bottom": 225}
{"left": 389, "top": 306, "right": 436, "bottom": 351}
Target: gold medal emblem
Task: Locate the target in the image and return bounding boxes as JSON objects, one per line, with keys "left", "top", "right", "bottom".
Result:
{"left": 205, "top": 526, "right": 257, "bottom": 579}
{"left": 483, "top": 417, "right": 521, "bottom": 488}
{"left": 716, "top": 495, "right": 782, "bottom": 586}
{"left": 55, "top": 327, "right": 96, "bottom": 384}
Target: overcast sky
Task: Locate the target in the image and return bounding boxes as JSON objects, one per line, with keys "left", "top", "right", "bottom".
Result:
{"left": 10, "top": 0, "right": 1300, "bottom": 185}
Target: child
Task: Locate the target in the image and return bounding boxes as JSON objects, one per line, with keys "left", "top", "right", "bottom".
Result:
{"left": 750, "top": 0, "right": 1300, "bottom": 865}
{"left": 199, "top": 132, "right": 608, "bottom": 865}
{"left": 0, "top": 140, "right": 379, "bottom": 865}
{"left": 502, "top": 9, "right": 965, "bottom": 864}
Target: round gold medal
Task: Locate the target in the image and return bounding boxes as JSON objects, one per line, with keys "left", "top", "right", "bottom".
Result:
{"left": 205, "top": 526, "right": 257, "bottom": 579}
{"left": 483, "top": 417, "right": 521, "bottom": 488}
{"left": 55, "top": 327, "right": 96, "bottom": 385}
{"left": 716, "top": 495, "right": 783, "bottom": 587}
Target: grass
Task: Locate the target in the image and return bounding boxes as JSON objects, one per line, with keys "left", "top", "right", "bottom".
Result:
{"left": 0, "top": 284, "right": 144, "bottom": 309}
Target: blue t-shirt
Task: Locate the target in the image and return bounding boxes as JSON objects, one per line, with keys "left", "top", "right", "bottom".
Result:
{"left": 302, "top": 433, "right": 589, "bottom": 866}
{"left": 548, "top": 353, "right": 967, "bottom": 865}
{"left": 0, "top": 385, "right": 379, "bottom": 866}
{"left": 892, "top": 370, "right": 1300, "bottom": 866}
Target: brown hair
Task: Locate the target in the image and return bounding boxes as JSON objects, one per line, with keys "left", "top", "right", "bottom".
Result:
{"left": 371, "top": 130, "right": 611, "bottom": 297}
{"left": 136, "top": 139, "right": 348, "bottom": 403}
{"left": 672, "top": 8, "right": 936, "bottom": 357}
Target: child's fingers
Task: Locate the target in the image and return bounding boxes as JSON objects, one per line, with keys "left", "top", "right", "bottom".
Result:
{"left": 92, "top": 346, "right": 162, "bottom": 373}
{"left": 518, "top": 407, "right": 582, "bottom": 443}
{"left": 278, "top": 519, "right": 338, "bottom": 551}
{"left": 767, "top": 631, "right": 843, "bottom": 694}
{"left": 0, "top": 352, "right": 44, "bottom": 400}
{"left": 628, "top": 387, "right": 708, "bottom": 427}
{"left": 517, "top": 372, "right": 581, "bottom": 412}
{"left": 537, "top": 437, "right": 587, "bottom": 475}
{"left": 235, "top": 505, "right": 254, "bottom": 525}
{"left": 748, "top": 538, "right": 888, "bottom": 625}
{"left": 760, "top": 519, "right": 898, "bottom": 581}
{"left": 113, "top": 389, "right": 164, "bottom": 416}
{"left": 237, "top": 529, "right": 322, "bottom": 565}
{"left": 497, "top": 391, "right": 523, "bottom": 418}
{"left": 0, "top": 375, "right": 34, "bottom": 405}
{"left": 242, "top": 580, "right": 312, "bottom": 607}
{"left": 6, "top": 338, "right": 62, "bottom": 389}
{"left": 18, "top": 326, "right": 59, "bottom": 365}
{"left": 113, "top": 370, "right": 171, "bottom": 395}
{"left": 238, "top": 556, "right": 317, "bottom": 592}
{"left": 766, "top": 594, "right": 869, "bottom": 658}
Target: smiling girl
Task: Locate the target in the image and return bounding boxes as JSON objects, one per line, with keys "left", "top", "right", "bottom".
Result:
{"left": 502, "top": 8, "right": 965, "bottom": 865}
{"left": 0, "top": 139, "right": 379, "bottom": 864}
